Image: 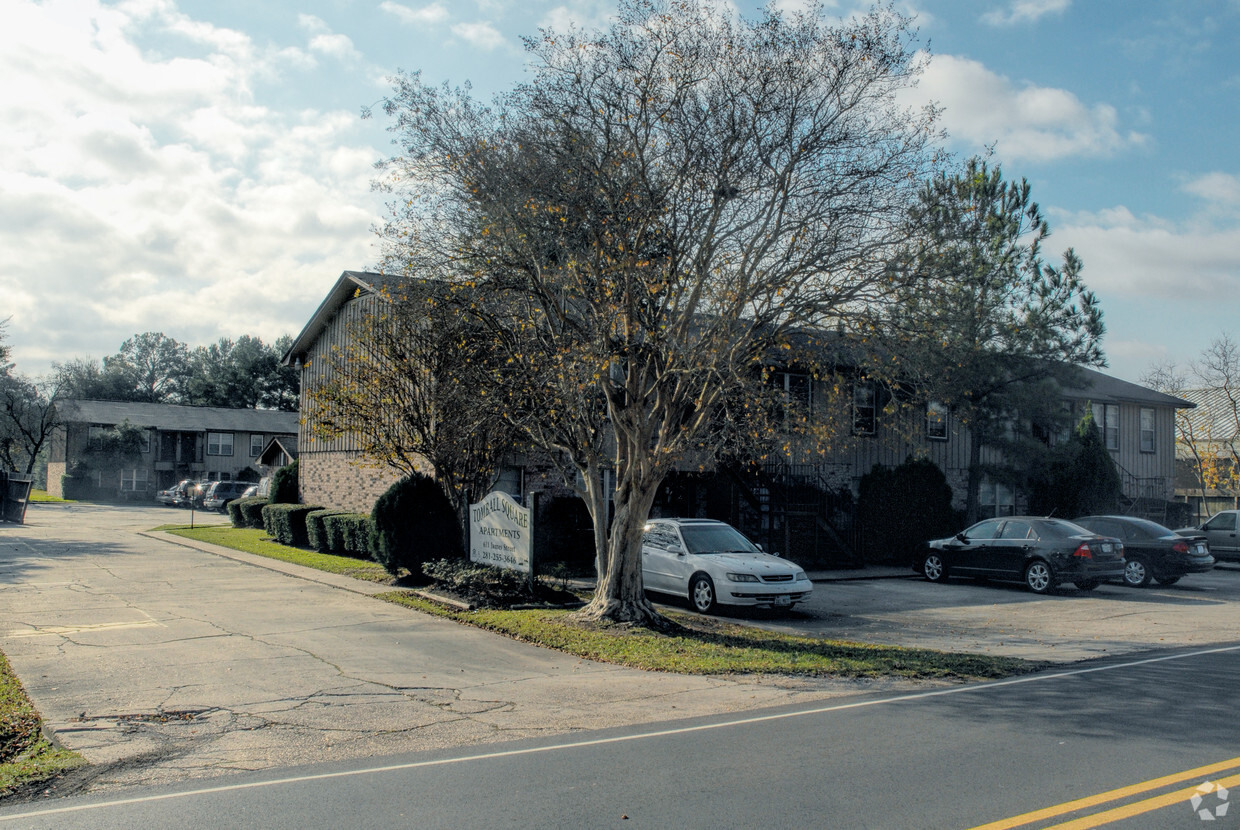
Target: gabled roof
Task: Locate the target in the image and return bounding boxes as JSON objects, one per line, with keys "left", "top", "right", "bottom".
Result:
{"left": 1067, "top": 366, "right": 1194, "bottom": 409}
{"left": 258, "top": 435, "right": 299, "bottom": 466}
{"left": 1177, "top": 388, "right": 1240, "bottom": 439}
{"left": 282, "top": 270, "right": 407, "bottom": 366}
{"left": 55, "top": 400, "right": 299, "bottom": 434}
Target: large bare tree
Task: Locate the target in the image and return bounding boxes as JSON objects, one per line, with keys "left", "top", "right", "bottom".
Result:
{"left": 375, "top": 0, "right": 939, "bottom": 624}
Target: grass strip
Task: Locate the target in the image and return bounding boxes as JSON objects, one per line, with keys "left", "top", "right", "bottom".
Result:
{"left": 0, "top": 653, "right": 84, "bottom": 796}
{"left": 377, "top": 591, "right": 1035, "bottom": 681}
{"left": 27, "top": 490, "right": 73, "bottom": 504}
{"left": 160, "top": 525, "right": 400, "bottom": 584}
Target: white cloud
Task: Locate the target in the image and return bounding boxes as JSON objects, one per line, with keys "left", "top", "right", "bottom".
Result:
{"left": 451, "top": 21, "right": 507, "bottom": 51}
{"left": 0, "top": 0, "right": 382, "bottom": 374}
{"left": 1182, "top": 172, "right": 1240, "bottom": 209}
{"left": 379, "top": 1, "right": 449, "bottom": 27}
{"left": 918, "top": 53, "right": 1147, "bottom": 162}
{"left": 540, "top": 2, "right": 615, "bottom": 32}
{"left": 982, "top": 0, "right": 1071, "bottom": 27}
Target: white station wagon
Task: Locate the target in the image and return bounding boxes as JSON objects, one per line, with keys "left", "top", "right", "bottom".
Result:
{"left": 641, "top": 518, "right": 812, "bottom": 613}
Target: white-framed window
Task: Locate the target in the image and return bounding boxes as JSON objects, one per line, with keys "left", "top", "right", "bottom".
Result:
{"left": 120, "top": 468, "right": 148, "bottom": 491}
{"left": 774, "top": 371, "right": 813, "bottom": 410}
{"left": 139, "top": 430, "right": 151, "bottom": 453}
{"left": 978, "top": 478, "right": 1015, "bottom": 519}
{"left": 250, "top": 434, "right": 264, "bottom": 457}
{"left": 88, "top": 425, "right": 106, "bottom": 450}
{"left": 926, "top": 401, "right": 949, "bottom": 441}
{"left": 207, "top": 432, "right": 234, "bottom": 456}
{"left": 1139, "top": 408, "right": 1156, "bottom": 453}
{"left": 853, "top": 382, "right": 876, "bottom": 435}
{"left": 1091, "top": 403, "right": 1119, "bottom": 451}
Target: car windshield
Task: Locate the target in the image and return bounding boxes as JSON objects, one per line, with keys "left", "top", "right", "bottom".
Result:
{"left": 679, "top": 525, "right": 760, "bottom": 555}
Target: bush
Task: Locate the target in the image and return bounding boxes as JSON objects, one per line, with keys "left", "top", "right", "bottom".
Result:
{"left": 239, "top": 498, "right": 267, "bottom": 530}
{"left": 305, "top": 509, "right": 346, "bottom": 552}
{"left": 1029, "top": 410, "right": 1122, "bottom": 517}
{"left": 269, "top": 460, "right": 299, "bottom": 505}
{"left": 322, "top": 513, "right": 373, "bottom": 557}
{"left": 856, "top": 457, "right": 958, "bottom": 564}
{"left": 227, "top": 497, "right": 266, "bottom": 528}
{"left": 422, "top": 558, "right": 578, "bottom": 608}
{"left": 370, "top": 473, "right": 462, "bottom": 578}
{"left": 262, "top": 503, "right": 323, "bottom": 547}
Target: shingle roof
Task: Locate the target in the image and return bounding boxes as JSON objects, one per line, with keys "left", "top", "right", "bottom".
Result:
{"left": 1177, "top": 388, "right": 1240, "bottom": 439}
{"left": 55, "top": 400, "right": 299, "bottom": 434}
{"left": 1066, "top": 366, "right": 1194, "bottom": 409}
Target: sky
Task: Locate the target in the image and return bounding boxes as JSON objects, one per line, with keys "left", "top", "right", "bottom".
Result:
{"left": 1, "top": 0, "right": 1237, "bottom": 385}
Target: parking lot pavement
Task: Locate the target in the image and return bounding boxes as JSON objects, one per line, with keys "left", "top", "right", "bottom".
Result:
{"left": 731, "top": 563, "right": 1240, "bottom": 662}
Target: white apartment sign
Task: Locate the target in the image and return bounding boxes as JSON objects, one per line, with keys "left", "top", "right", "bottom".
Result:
{"left": 469, "top": 491, "right": 531, "bottom": 574}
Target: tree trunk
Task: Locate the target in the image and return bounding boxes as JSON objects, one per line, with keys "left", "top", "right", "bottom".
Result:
{"left": 964, "top": 425, "right": 983, "bottom": 526}
{"left": 572, "top": 471, "right": 663, "bottom": 627}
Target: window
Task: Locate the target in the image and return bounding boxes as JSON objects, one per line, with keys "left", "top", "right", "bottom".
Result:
{"left": 1091, "top": 403, "right": 1119, "bottom": 451}
{"left": 1204, "top": 513, "right": 1237, "bottom": 532}
{"left": 978, "top": 478, "right": 1015, "bottom": 518}
{"left": 207, "top": 432, "right": 234, "bottom": 456}
{"left": 926, "top": 402, "right": 948, "bottom": 441}
{"left": 642, "top": 523, "right": 680, "bottom": 550}
{"left": 773, "top": 371, "right": 812, "bottom": 409}
{"left": 998, "top": 521, "right": 1035, "bottom": 540}
{"left": 250, "top": 434, "right": 264, "bottom": 457}
{"left": 853, "top": 382, "right": 876, "bottom": 435}
{"left": 964, "top": 519, "right": 1004, "bottom": 540}
{"left": 120, "top": 469, "right": 148, "bottom": 491}
{"left": 492, "top": 466, "right": 524, "bottom": 501}
{"left": 88, "top": 426, "right": 106, "bottom": 450}
{"left": 138, "top": 430, "right": 151, "bottom": 453}
{"left": 1139, "top": 408, "right": 1155, "bottom": 453}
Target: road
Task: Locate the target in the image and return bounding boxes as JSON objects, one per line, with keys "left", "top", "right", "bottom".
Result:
{"left": 0, "top": 645, "right": 1236, "bottom": 828}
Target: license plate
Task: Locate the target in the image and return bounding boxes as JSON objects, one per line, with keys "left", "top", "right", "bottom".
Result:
{"left": 1101, "top": 543, "right": 1113, "bottom": 554}
{"left": 774, "top": 595, "right": 791, "bottom": 607}
{"left": 1196, "top": 544, "right": 1208, "bottom": 555}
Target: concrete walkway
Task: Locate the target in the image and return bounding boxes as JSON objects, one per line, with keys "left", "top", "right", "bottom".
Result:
{"left": 0, "top": 504, "right": 931, "bottom": 796}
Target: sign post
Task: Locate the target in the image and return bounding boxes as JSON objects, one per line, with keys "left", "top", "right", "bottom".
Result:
{"left": 469, "top": 491, "right": 532, "bottom": 576}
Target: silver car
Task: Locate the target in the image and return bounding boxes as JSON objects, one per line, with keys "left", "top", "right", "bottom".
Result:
{"left": 641, "top": 518, "right": 812, "bottom": 613}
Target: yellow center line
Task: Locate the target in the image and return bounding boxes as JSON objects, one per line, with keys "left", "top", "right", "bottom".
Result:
{"left": 1046, "top": 771, "right": 1240, "bottom": 829}
{"left": 969, "top": 756, "right": 1240, "bottom": 830}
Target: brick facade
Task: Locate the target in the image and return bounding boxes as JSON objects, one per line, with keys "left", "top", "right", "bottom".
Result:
{"left": 299, "top": 451, "right": 409, "bottom": 513}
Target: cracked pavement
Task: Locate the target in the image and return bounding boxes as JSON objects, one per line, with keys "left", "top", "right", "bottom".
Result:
{"left": 0, "top": 504, "right": 922, "bottom": 796}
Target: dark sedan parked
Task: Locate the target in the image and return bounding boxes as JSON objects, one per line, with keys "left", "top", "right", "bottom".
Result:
{"left": 916, "top": 516, "right": 1126, "bottom": 594}
{"left": 1074, "top": 515, "right": 1214, "bottom": 587}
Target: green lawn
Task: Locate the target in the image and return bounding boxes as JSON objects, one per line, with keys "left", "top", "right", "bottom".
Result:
{"left": 161, "top": 524, "right": 1034, "bottom": 681}
{"left": 27, "top": 490, "right": 73, "bottom": 504}
{"left": 0, "top": 653, "right": 85, "bottom": 797}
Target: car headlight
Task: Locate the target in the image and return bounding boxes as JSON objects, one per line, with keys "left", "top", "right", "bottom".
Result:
{"left": 794, "top": 571, "right": 808, "bottom": 581}
{"left": 726, "top": 572, "right": 760, "bottom": 583}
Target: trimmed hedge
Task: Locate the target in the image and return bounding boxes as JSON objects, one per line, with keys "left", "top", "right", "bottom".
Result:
{"left": 238, "top": 498, "right": 267, "bottom": 530}
{"left": 322, "top": 513, "right": 373, "bottom": 558}
{"left": 305, "top": 509, "right": 346, "bottom": 552}
{"left": 370, "top": 473, "right": 462, "bottom": 577}
{"left": 228, "top": 497, "right": 266, "bottom": 528}
{"left": 262, "top": 503, "right": 323, "bottom": 547}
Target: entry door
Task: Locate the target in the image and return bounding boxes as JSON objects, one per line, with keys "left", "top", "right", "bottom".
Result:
{"left": 641, "top": 524, "right": 682, "bottom": 592}
{"left": 951, "top": 519, "right": 1004, "bottom": 573}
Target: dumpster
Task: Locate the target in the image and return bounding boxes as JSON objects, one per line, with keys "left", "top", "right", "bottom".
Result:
{"left": 0, "top": 471, "right": 33, "bottom": 524}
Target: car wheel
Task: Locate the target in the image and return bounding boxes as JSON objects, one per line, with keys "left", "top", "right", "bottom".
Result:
{"left": 1074, "top": 579, "right": 1100, "bottom": 591}
{"left": 923, "top": 553, "right": 948, "bottom": 583}
{"left": 1122, "top": 557, "right": 1152, "bottom": 588}
{"left": 1154, "top": 575, "right": 1181, "bottom": 586}
{"left": 689, "top": 574, "right": 717, "bottom": 613}
{"left": 1024, "top": 560, "right": 1055, "bottom": 594}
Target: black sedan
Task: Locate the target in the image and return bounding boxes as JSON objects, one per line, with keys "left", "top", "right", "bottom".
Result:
{"left": 1074, "top": 515, "right": 1214, "bottom": 587}
{"left": 916, "top": 516, "right": 1126, "bottom": 594}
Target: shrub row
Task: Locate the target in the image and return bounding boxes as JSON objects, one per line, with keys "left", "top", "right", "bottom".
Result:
{"left": 261, "top": 503, "right": 324, "bottom": 548}
{"left": 228, "top": 497, "right": 266, "bottom": 529}
{"left": 324, "top": 513, "right": 373, "bottom": 558}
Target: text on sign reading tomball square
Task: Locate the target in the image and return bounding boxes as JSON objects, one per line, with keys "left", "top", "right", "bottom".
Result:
{"left": 469, "top": 491, "right": 531, "bottom": 574}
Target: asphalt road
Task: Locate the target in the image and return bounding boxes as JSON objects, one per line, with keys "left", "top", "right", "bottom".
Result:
{"left": 1, "top": 644, "right": 1236, "bottom": 829}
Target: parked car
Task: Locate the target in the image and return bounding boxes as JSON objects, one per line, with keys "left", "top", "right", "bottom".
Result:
{"left": 640, "top": 518, "right": 812, "bottom": 613}
{"left": 240, "top": 484, "right": 258, "bottom": 499}
{"left": 1176, "top": 511, "right": 1240, "bottom": 563}
{"left": 917, "top": 516, "right": 1126, "bottom": 594}
{"left": 202, "top": 481, "right": 252, "bottom": 513}
{"left": 174, "top": 481, "right": 210, "bottom": 509}
{"left": 160, "top": 479, "right": 195, "bottom": 507}
{"left": 1074, "top": 515, "right": 1214, "bottom": 587}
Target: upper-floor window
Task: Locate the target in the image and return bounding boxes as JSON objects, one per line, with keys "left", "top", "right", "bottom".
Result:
{"left": 207, "top": 432, "right": 234, "bottom": 456}
{"left": 250, "top": 434, "right": 264, "bottom": 457}
{"left": 1139, "top": 408, "right": 1156, "bottom": 453}
{"left": 1091, "top": 403, "right": 1119, "bottom": 451}
{"left": 853, "top": 382, "right": 876, "bottom": 435}
{"left": 88, "top": 425, "right": 107, "bottom": 450}
{"left": 139, "top": 430, "right": 151, "bottom": 454}
{"left": 773, "top": 371, "right": 813, "bottom": 410}
{"left": 926, "top": 402, "right": 948, "bottom": 441}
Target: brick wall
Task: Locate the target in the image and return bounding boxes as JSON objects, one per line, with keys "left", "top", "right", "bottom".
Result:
{"left": 299, "top": 452, "right": 409, "bottom": 513}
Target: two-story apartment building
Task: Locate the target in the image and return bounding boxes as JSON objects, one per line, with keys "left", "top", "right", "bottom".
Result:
{"left": 46, "top": 400, "right": 299, "bottom": 500}
{"left": 286, "top": 270, "right": 1192, "bottom": 565}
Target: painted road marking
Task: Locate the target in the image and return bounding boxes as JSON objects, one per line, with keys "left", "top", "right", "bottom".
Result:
{"left": 0, "top": 644, "right": 1237, "bottom": 823}
{"left": 970, "top": 759, "right": 1240, "bottom": 829}
{"left": 1046, "top": 772, "right": 1240, "bottom": 829}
